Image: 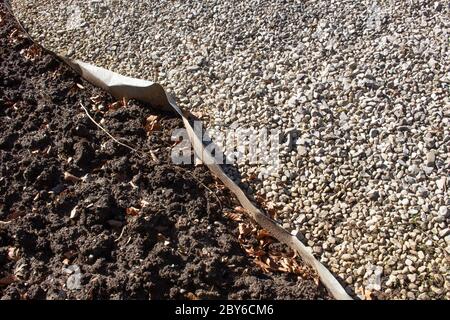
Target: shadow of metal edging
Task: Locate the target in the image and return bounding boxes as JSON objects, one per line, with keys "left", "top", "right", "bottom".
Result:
{"left": 5, "top": 2, "right": 352, "bottom": 300}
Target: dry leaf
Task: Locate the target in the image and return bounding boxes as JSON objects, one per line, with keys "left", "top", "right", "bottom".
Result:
{"left": 238, "top": 223, "right": 252, "bottom": 236}
{"left": 146, "top": 115, "right": 158, "bottom": 123}
{"left": 20, "top": 44, "right": 42, "bottom": 61}
{"left": 186, "top": 292, "right": 199, "bottom": 300}
{"left": 245, "top": 247, "right": 265, "bottom": 257}
{"left": 279, "top": 257, "right": 291, "bottom": 270}
{"left": 256, "top": 229, "right": 271, "bottom": 240}
{"left": 265, "top": 257, "right": 279, "bottom": 270}
{"left": 126, "top": 207, "right": 140, "bottom": 216}
{"left": 148, "top": 122, "right": 161, "bottom": 132}
{"left": 234, "top": 206, "right": 247, "bottom": 214}
{"left": 145, "top": 115, "right": 161, "bottom": 133}
{"left": 253, "top": 259, "right": 271, "bottom": 273}
{"left": 232, "top": 204, "right": 314, "bottom": 278}
{"left": 224, "top": 211, "right": 243, "bottom": 222}
{"left": 278, "top": 266, "right": 289, "bottom": 273}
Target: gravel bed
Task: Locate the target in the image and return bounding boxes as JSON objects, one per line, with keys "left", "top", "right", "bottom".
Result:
{"left": 10, "top": 0, "right": 450, "bottom": 299}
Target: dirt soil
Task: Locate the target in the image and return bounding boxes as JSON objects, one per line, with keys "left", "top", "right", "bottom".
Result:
{"left": 0, "top": 3, "right": 330, "bottom": 300}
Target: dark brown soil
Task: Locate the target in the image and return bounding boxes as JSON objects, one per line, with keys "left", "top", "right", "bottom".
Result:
{"left": 0, "top": 3, "right": 329, "bottom": 300}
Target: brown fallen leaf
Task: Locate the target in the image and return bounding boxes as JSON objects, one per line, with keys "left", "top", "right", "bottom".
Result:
{"left": 253, "top": 259, "right": 271, "bottom": 273}
{"left": 186, "top": 292, "right": 199, "bottom": 300}
{"left": 145, "top": 115, "right": 161, "bottom": 133}
{"left": 146, "top": 115, "right": 158, "bottom": 123}
{"left": 148, "top": 122, "right": 161, "bottom": 132}
{"left": 256, "top": 229, "right": 272, "bottom": 240}
{"left": 232, "top": 203, "right": 316, "bottom": 279}
{"left": 265, "top": 257, "right": 278, "bottom": 269}
{"left": 254, "top": 195, "right": 278, "bottom": 219}
{"left": 244, "top": 247, "right": 266, "bottom": 257}
{"left": 234, "top": 206, "right": 247, "bottom": 214}
{"left": 224, "top": 211, "right": 243, "bottom": 222}
{"left": 126, "top": 207, "right": 140, "bottom": 216}
{"left": 238, "top": 223, "right": 252, "bottom": 237}
{"left": 19, "top": 44, "right": 42, "bottom": 61}
{"left": 279, "top": 257, "right": 292, "bottom": 271}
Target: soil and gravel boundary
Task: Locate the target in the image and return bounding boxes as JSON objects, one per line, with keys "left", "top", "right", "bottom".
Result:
{"left": 0, "top": 3, "right": 333, "bottom": 300}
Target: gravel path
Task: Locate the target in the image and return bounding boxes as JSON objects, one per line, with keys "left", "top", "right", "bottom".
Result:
{"left": 10, "top": 0, "right": 450, "bottom": 299}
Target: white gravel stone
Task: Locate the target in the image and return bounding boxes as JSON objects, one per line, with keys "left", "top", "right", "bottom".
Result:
{"left": 438, "top": 206, "right": 449, "bottom": 218}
